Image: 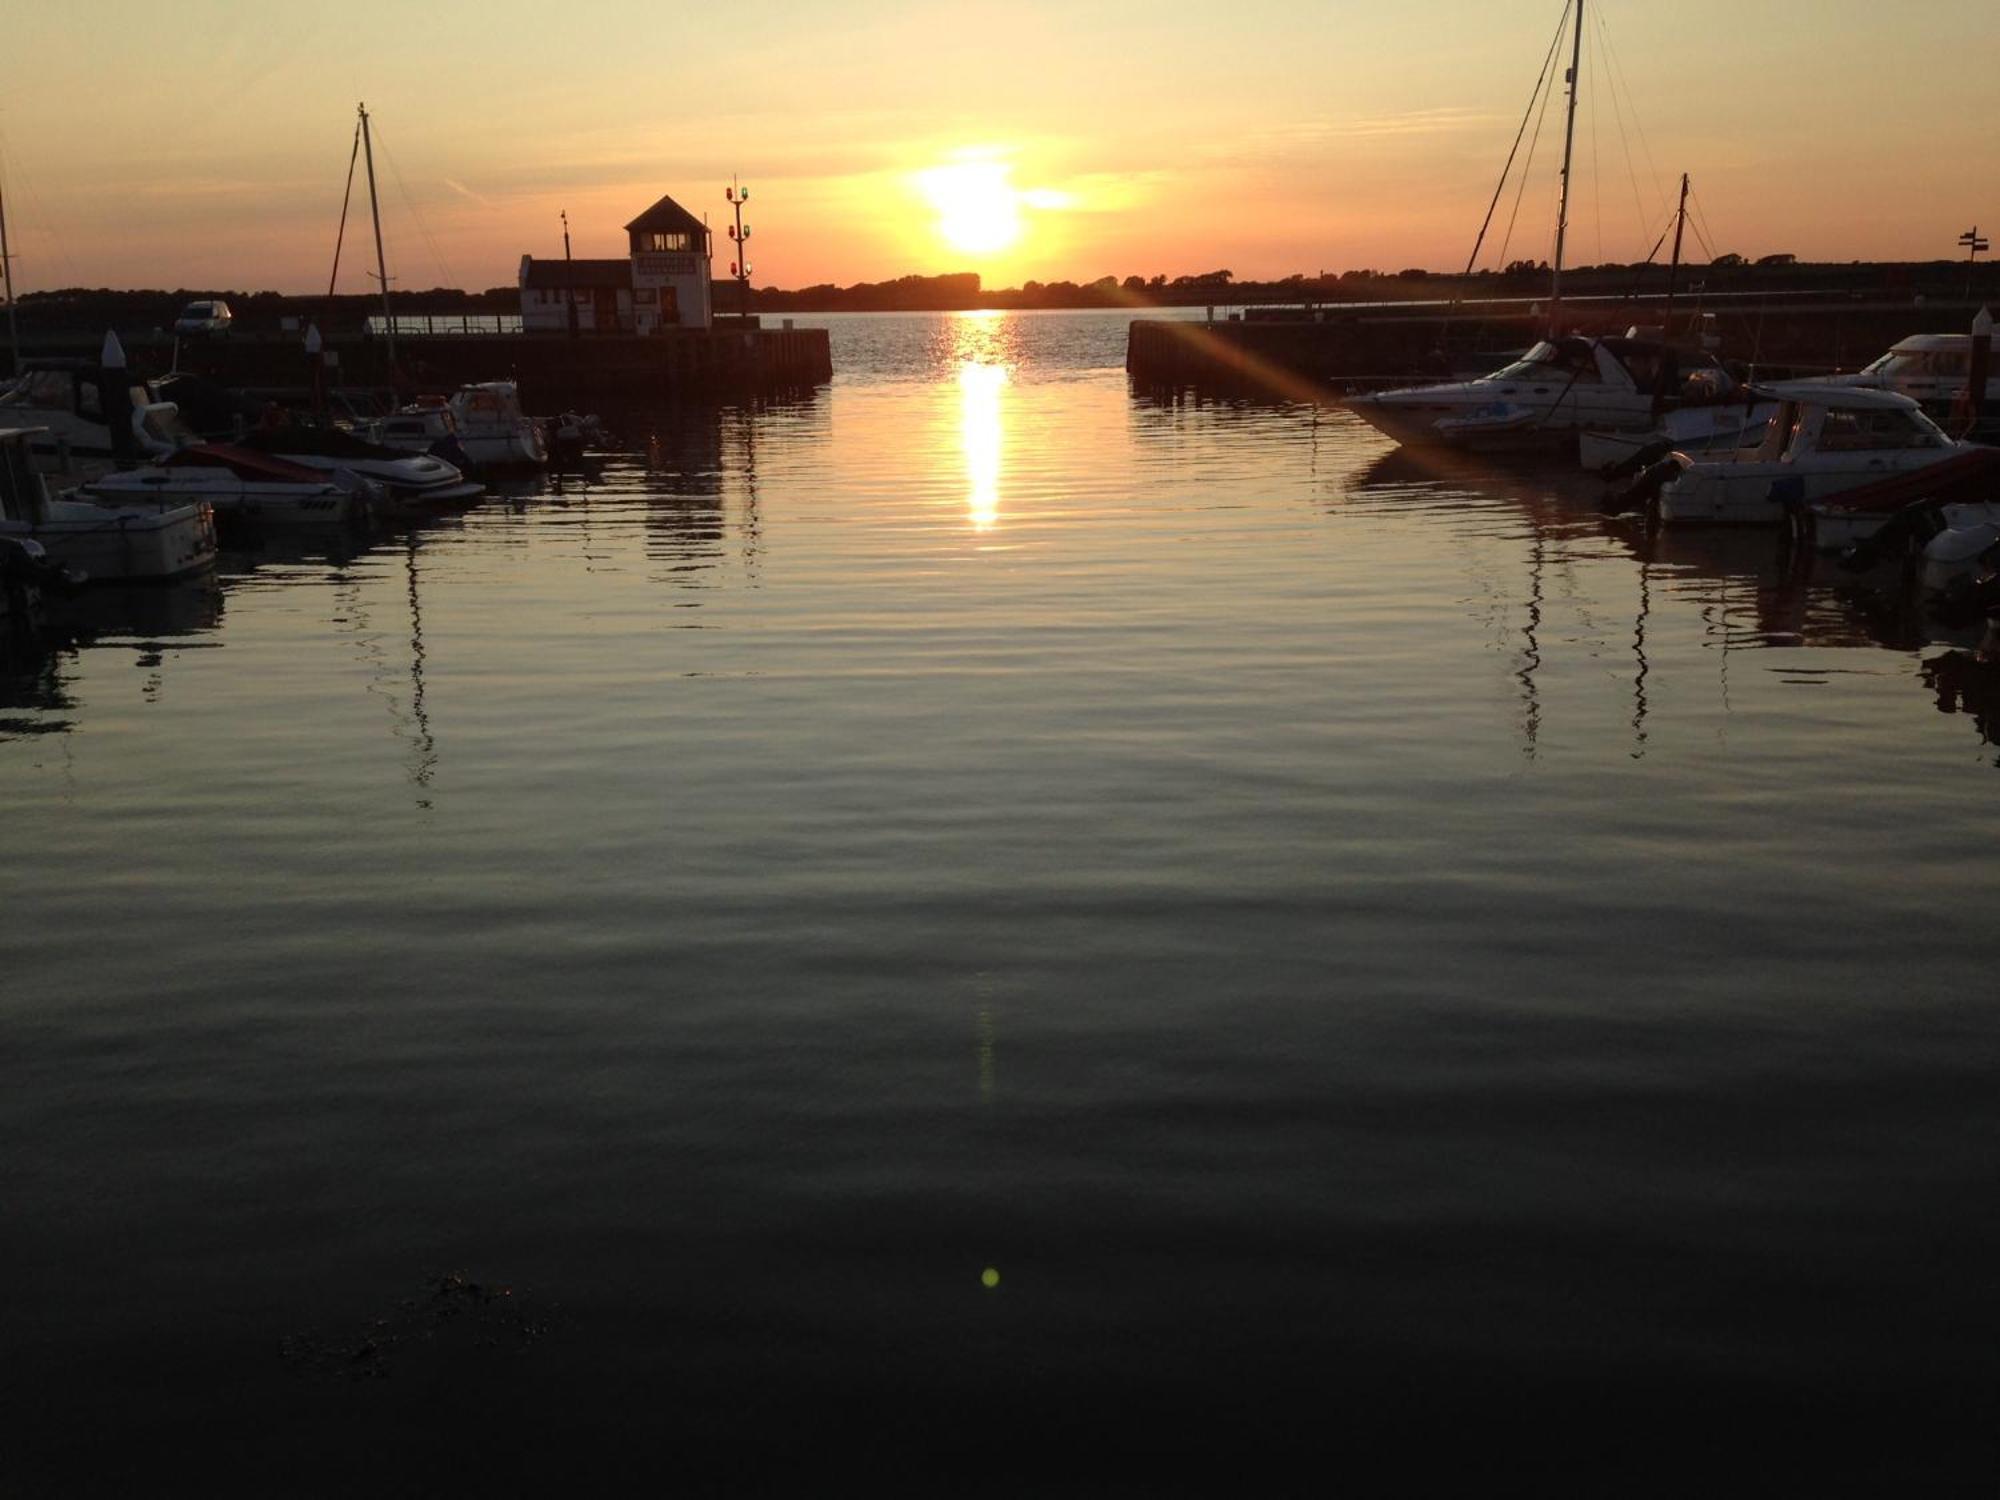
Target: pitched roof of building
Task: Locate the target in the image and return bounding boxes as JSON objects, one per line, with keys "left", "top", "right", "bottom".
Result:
{"left": 522, "top": 257, "right": 632, "bottom": 291}
{"left": 623, "top": 193, "right": 708, "bottom": 237}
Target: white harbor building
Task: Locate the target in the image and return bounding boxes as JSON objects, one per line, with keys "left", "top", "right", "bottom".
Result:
{"left": 518, "top": 193, "right": 714, "bottom": 334}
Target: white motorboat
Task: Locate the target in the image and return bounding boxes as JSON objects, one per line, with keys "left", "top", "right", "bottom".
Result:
{"left": 1916, "top": 513, "right": 2000, "bottom": 595}
{"left": 364, "top": 404, "right": 458, "bottom": 457}
{"left": 79, "top": 444, "right": 378, "bottom": 528}
{"left": 1345, "top": 335, "right": 1739, "bottom": 453}
{"left": 1, "top": 427, "right": 216, "bottom": 580}
{"left": 367, "top": 384, "right": 544, "bottom": 470}
{"left": 1, "top": 534, "right": 78, "bottom": 627}
{"left": 1655, "top": 385, "right": 1971, "bottom": 528}
{"left": 446, "top": 382, "right": 546, "bottom": 470}
{"left": 1803, "top": 446, "right": 2000, "bottom": 554}
{"left": 0, "top": 363, "right": 197, "bottom": 471}
{"left": 1825, "top": 332, "right": 1999, "bottom": 423}
{"left": 1578, "top": 397, "right": 1780, "bottom": 474}
{"left": 235, "top": 425, "right": 484, "bottom": 511}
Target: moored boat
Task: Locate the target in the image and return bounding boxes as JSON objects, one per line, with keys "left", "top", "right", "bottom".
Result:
{"left": 368, "top": 383, "right": 545, "bottom": 471}
{"left": 0, "top": 362, "right": 197, "bottom": 471}
{"left": 1654, "top": 384, "right": 1971, "bottom": 528}
{"left": 235, "top": 425, "right": 484, "bottom": 511}
{"left": 1824, "top": 332, "right": 1999, "bottom": 425}
{"left": 79, "top": 444, "right": 377, "bottom": 528}
{"left": 1345, "top": 334, "right": 1740, "bottom": 455}
{"left": 1, "top": 427, "right": 216, "bottom": 580}
{"left": 443, "top": 382, "right": 547, "bottom": 470}
{"left": 1804, "top": 446, "right": 2000, "bottom": 553}
{"left": 1578, "top": 396, "right": 1780, "bottom": 474}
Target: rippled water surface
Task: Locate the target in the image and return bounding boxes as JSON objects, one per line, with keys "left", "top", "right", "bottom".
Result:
{"left": 4, "top": 311, "right": 1997, "bottom": 1490}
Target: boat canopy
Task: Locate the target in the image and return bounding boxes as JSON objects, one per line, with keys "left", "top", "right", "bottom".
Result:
{"left": 163, "top": 444, "right": 332, "bottom": 483}
{"left": 238, "top": 425, "right": 406, "bottom": 461}
{"left": 1858, "top": 337, "right": 1975, "bottom": 379}
{"left": 1749, "top": 382, "right": 1927, "bottom": 410}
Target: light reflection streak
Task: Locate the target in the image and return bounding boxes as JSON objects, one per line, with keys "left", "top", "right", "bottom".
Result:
{"left": 958, "top": 361, "right": 1007, "bottom": 530}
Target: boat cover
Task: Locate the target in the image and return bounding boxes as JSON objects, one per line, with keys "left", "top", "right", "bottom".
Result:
{"left": 162, "top": 444, "right": 330, "bottom": 483}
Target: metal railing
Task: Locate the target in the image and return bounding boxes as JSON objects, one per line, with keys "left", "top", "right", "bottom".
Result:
{"left": 362, "top": 314, "right": 524, "bottom": 337}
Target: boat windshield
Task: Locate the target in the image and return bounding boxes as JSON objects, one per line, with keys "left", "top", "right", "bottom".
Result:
{"left": 1805, "top": 404, "right": 1951, "bottom": 454}
{"left": 1861, "top": 350, "right": 1970, "bottom": 379}
{"left": 1490, "top": 338, "right": 1596, "bottom": 382}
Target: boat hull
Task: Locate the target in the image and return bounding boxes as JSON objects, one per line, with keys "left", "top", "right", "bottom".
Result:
{"left": 1812, "top": 501, "right": 2000, "bottom": 555}
{"left": 1659, "top": 455, "right": 1961, "bottom": 528}
{"left": 1578, "top": 405, "right": 1775, "bottom": 472}
{"left": 2, "top": 503, "right": 216, "bottom": 581}
{"left": 1347, "top": 389, "right": 1656, "bottom": 455}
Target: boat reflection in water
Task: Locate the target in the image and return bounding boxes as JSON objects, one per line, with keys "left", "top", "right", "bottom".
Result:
{"left": 1921, "top": 635, "right": 2000, "bottom": 759}
{"left": 1, "top": 573, "right": 225, "bottom": 737}
{"left": 1343, "top": 435, "right": 2000, "bottom": 759}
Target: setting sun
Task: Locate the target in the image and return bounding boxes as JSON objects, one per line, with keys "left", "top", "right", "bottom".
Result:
{"left": 916, "top": 160, "right": 1023, "bottom": 255}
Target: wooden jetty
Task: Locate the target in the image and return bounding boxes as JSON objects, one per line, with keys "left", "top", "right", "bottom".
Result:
{"left": 1126, "top": 294, "right": 1996, "bottom": 395}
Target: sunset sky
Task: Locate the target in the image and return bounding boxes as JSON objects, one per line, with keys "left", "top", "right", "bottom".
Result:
{"left": 2, "top": 0, "right": 1995, "bottom": 295}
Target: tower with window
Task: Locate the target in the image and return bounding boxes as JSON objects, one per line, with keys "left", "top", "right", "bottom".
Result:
{"left": 625, "top": 194, "right": 713, "bottom": 333}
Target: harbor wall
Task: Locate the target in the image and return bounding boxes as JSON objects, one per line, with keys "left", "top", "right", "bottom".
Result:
{"left": 21, "top": 328, "right": 833, "bottom": 409}
{"left": 1126, "top": 297, "right": 1997, "bottom": 393}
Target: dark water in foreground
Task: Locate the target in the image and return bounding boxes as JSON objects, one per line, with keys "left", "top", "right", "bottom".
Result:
{"left": 4, "top": 311, "right": 1997, "bottom": 1492}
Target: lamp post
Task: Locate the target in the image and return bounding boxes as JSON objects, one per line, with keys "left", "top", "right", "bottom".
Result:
{"left": 305, "top": 321, "right": 325, "bottom": 420}
{"left": 1960, "top": 227, "right": 1989, "bottom": 301}
{"left": 725, "top": 178, "right": 752, "bottom": 324}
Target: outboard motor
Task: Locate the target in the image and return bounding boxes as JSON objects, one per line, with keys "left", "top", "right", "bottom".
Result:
{"left": 1836, "top": 497, "right": 1948, "bottom": 574}
{"left": 329, "top": 468, "right": 387, "bottom": 515}
{"left": 430, "top": 433, "right": 473, "bottom": 472}
{"left": 1601, "top": 454, "right": 1686, "bottom": 516}
{"left": 1, "top": 536, "right": 86, "bottom": 632}
{"left": 1599, "top": 438, "right": 1675, "bottom": 483}
{"left": 544, "top": 412, "right": 604, "bottom": 466}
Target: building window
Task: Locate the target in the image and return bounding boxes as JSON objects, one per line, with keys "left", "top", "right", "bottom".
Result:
{"left": 641, "top": 231, "right": 693, "bottom": 253}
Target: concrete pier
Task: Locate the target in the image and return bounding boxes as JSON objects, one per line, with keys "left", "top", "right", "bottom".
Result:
{"left": 29, "top": 326, "right": 832, "bottom": 409}
{"left": 1126, "top": 295, "right": 1998, "bottom": 394}
{"left": 191, "top": 327, "right": 833, "bottom": 407}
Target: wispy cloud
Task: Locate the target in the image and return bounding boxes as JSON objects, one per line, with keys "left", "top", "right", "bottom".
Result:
{"left": 1201, "top": 107, "right": 1502, "bottom": 163}
{"left": 441, "top": 177, "right": 492, "bottom": 208}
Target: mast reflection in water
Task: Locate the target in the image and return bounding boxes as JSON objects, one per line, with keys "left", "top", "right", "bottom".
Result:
{"left": 3, "top": 310, "right": 1999, "bottom": 1491}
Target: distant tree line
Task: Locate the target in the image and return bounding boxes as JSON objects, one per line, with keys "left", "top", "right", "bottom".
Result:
{"left": 7, "top": 255, "right": 1992, "bottom": 335}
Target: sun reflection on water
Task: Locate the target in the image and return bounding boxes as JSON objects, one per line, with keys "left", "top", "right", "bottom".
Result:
{"left": 958, "top": 361, "right": 1007, "bottom": 530}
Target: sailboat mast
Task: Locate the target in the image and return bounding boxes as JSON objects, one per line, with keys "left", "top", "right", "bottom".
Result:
{"left": 1664, "top": 172, "right": 1690, "bottom": 330}
{"left": 0, "top": 168, "right": 18, "bottom": 378}
{"left": 359, "top": 103, "right": 397, "bottom": 366}
{"left": 1548, "top": 0, "right": 1584, "bottom": 337}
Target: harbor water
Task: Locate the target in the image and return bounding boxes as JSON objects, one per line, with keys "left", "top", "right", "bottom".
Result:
{"left": 3, "top": 310, "right": 1996, "bottom": 1490}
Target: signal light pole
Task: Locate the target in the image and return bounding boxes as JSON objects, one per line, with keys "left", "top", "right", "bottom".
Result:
{"left": 725, "top": 178, "right": 752, "bottom": 324}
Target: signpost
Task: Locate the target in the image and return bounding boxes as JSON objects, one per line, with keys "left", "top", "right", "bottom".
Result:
{"left": 1961, "top": 226, "right": 1989, "bottom": 300}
